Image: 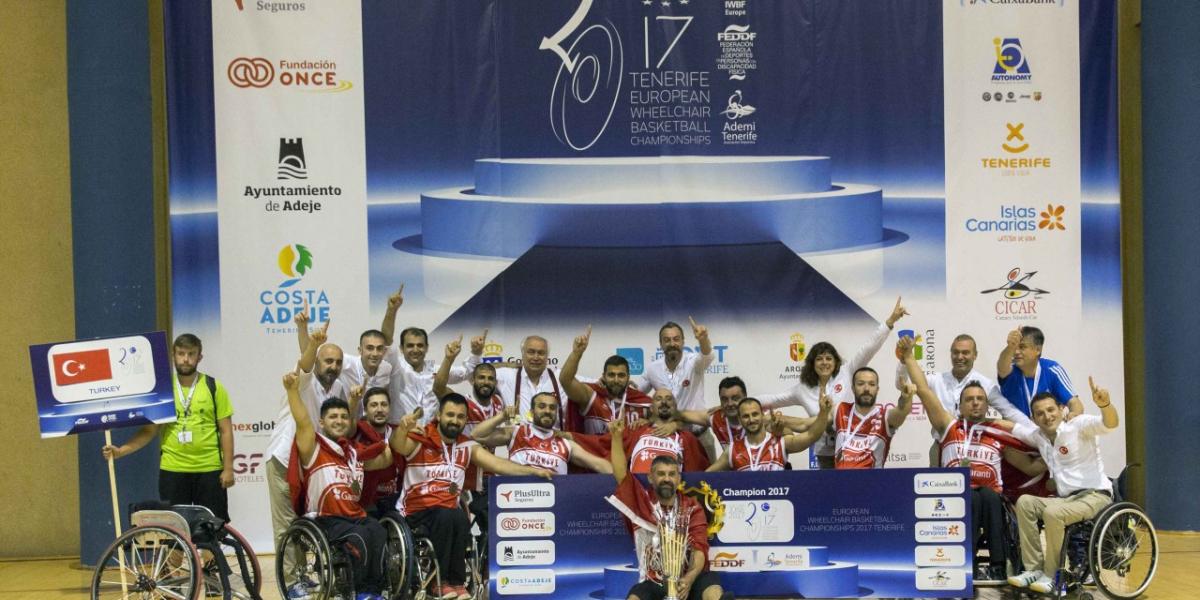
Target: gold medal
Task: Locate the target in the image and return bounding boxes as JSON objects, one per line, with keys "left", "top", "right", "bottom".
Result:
{"left": 959, "top": 458, "right": 971, "bottom": 468}
{"left": 350, "top": 480, "right": 362, "bottom": 496}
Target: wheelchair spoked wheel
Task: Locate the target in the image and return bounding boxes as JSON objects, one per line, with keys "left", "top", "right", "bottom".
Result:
{"left": 463, "top": 535, "right": 486, "bottom": 600}
{"left": 276, "top": 519, "right": 336, "bottom": 600}
{"left": 411, "top": 536, "right": 442, "bottom": 600}
{"left": 91, "top": 524, "right": 203, "bottom": 600}
{"left": 201, "top": 525, "right": 263, "bottom": 599}
{"left": 1088, "top": 502, "right": 1159, "bottom": 599}
{"left": 379, "top": 515, "right": 416, "bottom": 599}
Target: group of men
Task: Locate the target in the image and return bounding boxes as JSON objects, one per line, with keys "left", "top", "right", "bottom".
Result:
{"left": 102, "top": 284, "right": 1121, "bottom": 600}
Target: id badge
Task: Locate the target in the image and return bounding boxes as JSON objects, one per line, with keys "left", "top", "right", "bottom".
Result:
{"left": 177, "top": 430, "right": 193, "bottom": 444}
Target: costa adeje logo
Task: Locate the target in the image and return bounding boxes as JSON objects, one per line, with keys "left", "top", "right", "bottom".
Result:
{"left": 227, "top": 57, "right": 351, "bottom": 91}
{"left": 992, "top": 38, "right": 1031, "bottom": 83}
{"left": 259, "top": 244, "right": 330, "bottom": 332}
{"left": 246, "top": 137, "right": 343, "bottom": 213}
{"left": 981, "top": 122, "right": 1051, "bottom": 172}
{"left": 981, "top": 268, "right": 1048, "bottom": 321}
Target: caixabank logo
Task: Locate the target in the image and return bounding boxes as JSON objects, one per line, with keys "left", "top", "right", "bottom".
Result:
{"left": 228, "top": 56, "right": 352, "bottom": 92}
{"left": 258, "top": 244, "right": 330, "bottom": 334}
{"left": 244, "top": 138, "right": 343, "bottom": 214}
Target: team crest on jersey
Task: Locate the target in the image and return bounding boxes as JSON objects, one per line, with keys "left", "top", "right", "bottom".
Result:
{"left": 1058, "top": 446, "right": 1068, "bottom": 455}
{"left": 834, "top": 383, "right": 844, "bottom": 393}
{"left": 682, "top": 379, "right": 691, "bottom": 387}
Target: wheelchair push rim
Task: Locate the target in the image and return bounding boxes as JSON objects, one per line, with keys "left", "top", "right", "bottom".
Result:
{"left": 275, "top": 519, "right": 337, "bottom": 600}
{"left": 1089, "top": 503, "right": 1159, "bottom": 599}
{"left": 200, "top": 524, "right": 263, "bottom": 600}
{"left": 91, "top": 524, "right": 203, "bottom": 600}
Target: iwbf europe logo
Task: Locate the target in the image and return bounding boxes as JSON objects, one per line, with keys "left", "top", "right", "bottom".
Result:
{"left": 258, "top": 244, "right": 330, "bottom": 333}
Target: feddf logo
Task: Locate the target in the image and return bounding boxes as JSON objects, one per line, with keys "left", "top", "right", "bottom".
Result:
{"left": 258, "top": 244, "right": 330, "bottom": 334}
{"left": 496, "top": 512, "right": 556, "bottom": 538}
{"left": 495, "top": 483, "right": 555, "bottom": 509}
{"left": 914, "top": 473, "right": 965, "bottom": 495}
{"left": 992, "top": 38, "right": 1032, "bottom": 83}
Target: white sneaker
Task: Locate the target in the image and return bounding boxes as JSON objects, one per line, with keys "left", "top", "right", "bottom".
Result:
{"left": 1007, "top": 569, "right": 1044, "bottom": 588}
{"left": 1029, "top": 575, "right": 1055, "bottom": 594}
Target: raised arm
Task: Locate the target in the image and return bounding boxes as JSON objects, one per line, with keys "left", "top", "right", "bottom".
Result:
{"left": 569, "top": 440, "right": 614, "bottom": 474}
{"left": 471, "top": 445, "right": 553, "bottom": 479}
{"left": 985, "top": 381, "right": 1033, "bottom": 426}
{"left": 689, "top": 316, "right": 714, "bottom": 361}
{"left": 559, "top": 326, "right": 596, "bottom": 409}
{"left": 676, "top": 409, "right": 712, "bottom": 428}
{"left": 847, "top": 296, "right": 908, "bottom": 373}
{"left": 997, "top": 328, "right": 1020, "bottom": 379}
{"left": 472, "top": 404, "right": 518, "bottom": 448}
{"left": 1002, "top": 446, "right": 1048, "bottom": 476}
{"left": 379, "top": 283, "right": 404, "bottom": 346}
{"left": 388, "top": 408, "right": 422, "bottom": 458}
{"left": 783, "top": 388, "right": 834, "bottom": 453}
{"left": 433, "top": 335, "right": 463, "bottom": 400}
{"left": 887, "top": 383, "right": 915, "bottom": 430}
{"left": 1089, "top": 376, "right": 1119, "bottom": 429}
{"left": 900, "top": 337, "right": 952, "bottom": 433}
{"left": 284, "top": 369, "right": 317, "bottom": 464}
{"left": 608, "top": 418, "right": 628, "bottom": 485}
{"left": 298, "top": 319, "right": 330, "bottom": 373}
{"left": 294, "top": 300, "right": 311, "bottom": 353}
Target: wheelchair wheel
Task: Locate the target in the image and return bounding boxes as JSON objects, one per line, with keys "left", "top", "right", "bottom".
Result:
{"left": 276, "top": 519, "right": 336, "bottom": 600}
{"left": 462, "top": 534, "right": 487, "bottom": 600}
{"left": 379, "top": 515, "right": 416, "bottom": 599}
{"left": 1088, "top": 502, "right": 1158, "bottom": 599}
{"left": 91, "top": 524, "right": 202, "bottom": 600}
{"left": 201, "top": 524, "right": 263, "bottom": 599}
{"left": 411, "top": 535, "right": 442, "bottom": 600}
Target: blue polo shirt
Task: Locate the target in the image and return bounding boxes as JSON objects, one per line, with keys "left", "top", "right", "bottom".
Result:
{"left": 998, "top": 357, "right": 1077, "bottom": 417}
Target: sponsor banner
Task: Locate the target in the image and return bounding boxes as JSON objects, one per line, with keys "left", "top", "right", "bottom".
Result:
{"left": 495, "top": 569, "right": 556, "bottom": 595}
{"left": 490, "top": 469, "right": 971, "bottom": 598}
{"left": 915, "top": 567, "right": 969, "bottom": 592}
{"left": 914, "top": 496, "right": 967, "bottom": 519}
{"left": 496, "top": 482, "right": 556, "bottom": 509}
{"left": 914, "top": 472, "right": 966, "bottom": 495}
{"left": 29, "top": 332, "right": 174, "bottom": 438}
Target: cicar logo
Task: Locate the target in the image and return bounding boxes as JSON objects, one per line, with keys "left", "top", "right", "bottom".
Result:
{"left": 980, "top": 268, "right": 1048, "bottom": 321}
{"left": 258, "top": 244, "right": 330, "bottom": 334}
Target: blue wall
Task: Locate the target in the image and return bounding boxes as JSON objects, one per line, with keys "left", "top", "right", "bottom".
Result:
{"left": 1142, "top": 2, "right": 1200, "bottom": 531}
{"left": 67, "top": 0, "right": 161, "bottom": 564}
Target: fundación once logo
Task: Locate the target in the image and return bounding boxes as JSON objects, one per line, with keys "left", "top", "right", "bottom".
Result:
{"left": 992, "top": 37, "right": 1032, "bottom": 83}
{"left": 227, "top": 56, "right": 352, "bottom": 91}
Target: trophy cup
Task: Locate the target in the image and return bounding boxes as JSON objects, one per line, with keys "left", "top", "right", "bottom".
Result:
{"left": 657, "top": 509, "right": 689, "bottom": 600}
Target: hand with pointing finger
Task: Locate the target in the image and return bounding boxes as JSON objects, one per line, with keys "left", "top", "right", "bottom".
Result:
{"left": 689, "top": 316, "right": 709, "bottom": 344}
{"left": 574, "top": 325, "right": 592, "bottom": 354}
{"left": 387, "top": 284, "right": 405, "bottom": 312}
{"left": 294, "top": 300, "right": 311, "bottom": 329}
{"left": 445, "top": 335, "right": 463, "bottom": 361}
{"left": 885, "top": 296, "right": 909, "bottom": 329}
{"left": 470, "top": 328, "right": 488, "bottom": 356}
{"left": 1088, "top": 376, "right": 1111, "bottom": 408}
{"left": 309, "top": 319, "right": 330, "bottom": 346}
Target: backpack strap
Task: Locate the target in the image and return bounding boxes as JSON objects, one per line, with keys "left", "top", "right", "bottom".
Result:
{"left": 205, "top": 374, "right": 222, "bottom": 461}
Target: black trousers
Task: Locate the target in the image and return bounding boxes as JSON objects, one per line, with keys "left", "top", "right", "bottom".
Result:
{"left": 407, "top": 507, "right": 470, "bottom": 585}
{"left": 158, "top": 469, "right": 229, "bottom": 522}
{"left": 973, "top": 486, "right": 1008, "bottom": 567}
{"left": 629, "top": 571, "right": 722, "bottom": 600}
{"left": 315, "top": 516, "right": 388, "bottom": 594}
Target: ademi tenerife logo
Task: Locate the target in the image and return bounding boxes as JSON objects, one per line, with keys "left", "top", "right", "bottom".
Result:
{"left": 259, "top": 244, "right": 330, "bottom": 333}
{"left": 914, "top": 472, "right": 965, "bottom": 495}
{"left": 496, "top": 569, "right": 555, "bottom": 595}
{"left": 227, "top": 57, "right": 352, "bottom": 92}
{"left": 495, "top": 483, "right": 555, "bottom": 509}
{"left": 496, "top": 512, "right": 556, "bottom": 538}
{"left": 246, "top": 137, "right": 342, "bottom": 214}
{"left": 980, "top": 267, "right": 1049, "bottom": 321}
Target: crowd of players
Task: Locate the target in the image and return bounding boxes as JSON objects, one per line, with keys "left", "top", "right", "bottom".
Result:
{"left": 103, "top": 286, "right": 1121, "bottom": 600}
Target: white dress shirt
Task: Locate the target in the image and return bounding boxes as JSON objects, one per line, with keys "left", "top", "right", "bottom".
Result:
{"left": 267, "top": 370, "right": 349, "bottom": 467}
{"left": 637, "top": 350, "right": 714, "bottom": 413}
{"left": 1013, "top": 415, "right": 1114, "bottom": 496}
{"left": 384, "top": 347, "right": 480, "bottom": 424}
{"left": 339, "top": 353, "right": 394, "bottom": 419}
{"left": 894, "top": 365, "right": 1033, "bottom": 438}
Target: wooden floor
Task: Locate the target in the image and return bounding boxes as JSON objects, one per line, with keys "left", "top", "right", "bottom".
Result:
{"left": 3, "top": 532, "right": 1196, "bottom": 599}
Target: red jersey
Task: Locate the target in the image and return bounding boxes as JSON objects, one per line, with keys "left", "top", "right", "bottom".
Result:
{"left": 579, "top": 382, "right": 654, "bottom": 435}
{"left": 709, "top": 410, "right": 745, "bottom": 447}
{"left": 939, "top": 419, "right": 1021, "bottom": 493}
{"left": 606, "top": 474, "right": 710, "bottom": 583}
{"left": 462, "top": 394, "right": 503, "bottom": 492}
{"left": 302, "top": 434, "right": 368, "bottom": 519}
{"left": 624, "top": 425, "right": 710, "bottom": 474}
{"left": 834, "top": 402, "right": 895, "bottom": 469}
{"left": 729, "top": 433, "right": 788, "bottom": 471}
{"left": 398, "top": 422, "right": 476, "bottom": 515}
{"left": 507, "top": 422, "right": 572, "bottom": 474}
{"left": 354, "top": 421, "right": 402, "bottom": 508}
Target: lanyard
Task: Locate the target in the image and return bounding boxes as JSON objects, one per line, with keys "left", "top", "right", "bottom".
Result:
{"left": 1021, "top": 362, "right": 1042, "bottom": 410}
{"left": 838, "top": 405, "right": 880, "bottom": 457}
{"left": 173, "top": 374, "right": 200, "bottom": 423}
{"left": 956, "top": 420, "right": 983, "bottom": 466}
{"left": 514, "top": 368, "right": 562, "bottom": 421}
{"left": 746, "top": 433, "right": 774, "bottom": 471}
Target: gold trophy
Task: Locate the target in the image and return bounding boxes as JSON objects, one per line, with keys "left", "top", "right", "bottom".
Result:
{"left": 657, "top": 508, "right": 689, "bottom": 600}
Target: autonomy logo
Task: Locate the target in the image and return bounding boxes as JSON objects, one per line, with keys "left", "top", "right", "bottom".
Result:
{"left": 227, "top": 57, "right": 351, "bottom": 91}
{"left": 482, "top": 342, "right": 504, "bottom": 364}
{"left": 259, "top": 244, "right": 330, "bottom": 333}
{"left": 981, "top": 268, "right": 1048, "bottom": 321}
{"left": 616, "top": 347, "right": 645, "bottom": 375}
{"left": 277, "top": 138, "right": 307, "bottom": 180}
{"left": 245, "top": 137, "right": 342, "bottom": 213}
{"left": 980, "top": 123, "right": 1051, "bottom": 172}
{"left": 992, "top": 38, "right": 1032, "bottom": 83}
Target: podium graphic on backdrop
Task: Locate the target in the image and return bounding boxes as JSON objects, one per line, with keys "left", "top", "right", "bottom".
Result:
{"left": 29, "top": 331, "right": 175, "bottom": 438}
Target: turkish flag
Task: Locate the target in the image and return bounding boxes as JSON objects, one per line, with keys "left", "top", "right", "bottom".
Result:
{"left": 53, "top": 349, "right": 113, "bottom": 386}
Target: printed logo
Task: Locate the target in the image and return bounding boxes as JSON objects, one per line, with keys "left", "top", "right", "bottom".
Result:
{"left": 233, "top": 452, "right": 265, "bottom": 483}
{"left": 788, "top": 333, "right": 806, "bottom": 362}
{"left": 915, "top": 497, "right": 967, "bottom": 519}
{"left": 277, "top": 138, "right": 307, "bottom": 180}
{"left": 495, "top": 483, "right": 555, "bottom": 509}
{"left": 754, "top": 547, "right": 811, "bottom": 570}
{"left": 915, "top": 545, "right": 966, "bottom": 567}
{"left": 982, "top": 89, "right": 1043, "bottom": 103}
{"left": 717, "top": 500, "right": 795, "bottom": 543}
{"left": 981, "top": 268, "right": 1048, "bottom": 321}
{"left": 724, "top": 0, "right": 747, "bottom": 17}
{"left": 47, "top": 336, "right": 157, "bottom": 404}
{"left": 1058, "top": 445, "right": 1068, "bottom": 455}
{"left": 616, "top": 347, "right": 645, "bottom": 376}
{"left": 915, "top": 567, "right": 968, "bottom": 591}
{"left": 227, "top": 57, "right": 351, "bottom": 91}
{"left": 232, "top": 420, "right": 276, "bottom": 435}
{"left": 980, "top": 122, "right": 1051, "bottom": 173}
{"left": 496, "top": 569, "right": 556, "bottom": 595}
{"left": 914, "top": 473, "right": 965, "bottom": 495}
{"left": 482, "top": 342, "right": 504, "bottom": 364}
{"left": 915, "top": 521, "right": 967, "bottom": 543}
{"left": 992, "top": 38, "right": 1032, "bottom": 83}
{"left": 259, "top": 244, "right": 330, "bottom": 333}
{"left": 653, "top": 345, "right": 730, "bottom": 375}
{"left": 717, "top": 25, "right": 757, "bottom": 81}
{"left": 1038, "top": 204, "right": 1066, "bottom": 231}
{"left": 708, "top": 550, "right": 752, "bottom": 571}
{"left": 964, "top": 0, "right": 1063, "bottom": 5}
{"left": 495, "top": 540, "right": 556, "bottom": 566}
{"left": 721, "top": 90, "right": 758, "bottom": 145}
{"left": 963, "top": 204, "right": 1065, "bottom": 242}
{"left": 235, "top": 0, "right": 307, "bottom": 13}
{"left": 495, "top": 512, "right": 556, "bottom": 538}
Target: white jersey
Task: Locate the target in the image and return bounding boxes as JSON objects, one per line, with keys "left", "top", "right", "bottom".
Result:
{"left": 339, "top": 354, "right": 393, "bottom": 419}
{"left": 637, "top": 351, "right": 714, "bottom": 413}
{"left": 893, "top": 365, "right": 1032, "bottom": 438}
{"left": 384, "top": 347, "right": 480, "bottom": 424}
{"left": 267, "top": 371, "right": 349, "bottom": 467}
{"left": 1013, "top": 415, "right": 1113, "bottom": 496}
{"left": 494, "top": 366, "right": 566, "bottom": 420}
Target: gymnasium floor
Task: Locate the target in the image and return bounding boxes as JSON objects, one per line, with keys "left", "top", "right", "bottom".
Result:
{"left": 3, "top": 532, "right": 1195, "bottom": 599}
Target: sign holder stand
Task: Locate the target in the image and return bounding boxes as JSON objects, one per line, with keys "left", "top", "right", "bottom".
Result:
{"left": 104, "top": 430, "right": 129, "bottom": 594}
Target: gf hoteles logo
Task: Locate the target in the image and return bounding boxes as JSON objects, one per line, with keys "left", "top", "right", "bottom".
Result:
{"left": 227, "top": 56, "right": 351, "bottom": 91}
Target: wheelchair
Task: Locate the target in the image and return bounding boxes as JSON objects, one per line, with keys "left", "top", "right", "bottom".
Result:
{"left": 974, "top": 493, "right": 1024, "bottom": 581}
{"left": 91, "top": 502, "right": 262, "bottom": 600}
{"left": 1012, "top": 467, "right": 1159, "bottom": 599}
{"left": 400, "top": 498, "right": 488, "bottom": 600}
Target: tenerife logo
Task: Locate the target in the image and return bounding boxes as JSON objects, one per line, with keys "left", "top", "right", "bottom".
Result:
{"left": 982, "top": 268, "right": 1047, "bottom": 321}
{"left": 277, "top": 138, "right": 307, "bottom": 180}
{"left": 981, "top": 123, "right": 1050, "bottom": 171}
{"left": 246, "top": 136, "right": 341, "bottom": 213}
{"left": 227, "top": 57, "right": 351, "bottom": 91}
{"left": 992, "top": 38, "right": 1032, "bottom": 83}
{"left": 259, "top": 244, "right": 329, "bottom": 332}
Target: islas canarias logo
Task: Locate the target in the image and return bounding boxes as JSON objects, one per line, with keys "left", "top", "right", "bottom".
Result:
{"left": 277, "top": 244, "right": 313, "bottom": 287}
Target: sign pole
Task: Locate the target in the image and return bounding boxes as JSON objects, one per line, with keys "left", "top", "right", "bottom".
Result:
{"left": 104, "top": 430, "right": 129, "bottom": 594}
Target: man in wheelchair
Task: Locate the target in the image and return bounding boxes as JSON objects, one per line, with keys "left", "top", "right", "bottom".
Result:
{"left": 1007, "top": 378, "right": 1119, "bottom": 594}
{"left": 283, "top": 368, "right": 395, "bottom": 600}
{"left": 900, "top": 339, "right": 1048, "bottom": 584}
